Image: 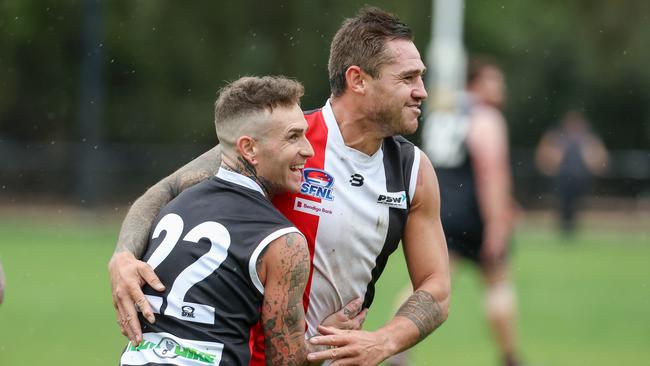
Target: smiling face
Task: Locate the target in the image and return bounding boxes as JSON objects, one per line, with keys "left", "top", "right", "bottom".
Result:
{"left": 364, "top": 39, "right": 428, "bottom": 136}
{"left": 253, "top": 104, "right": 314, "bottom": 196}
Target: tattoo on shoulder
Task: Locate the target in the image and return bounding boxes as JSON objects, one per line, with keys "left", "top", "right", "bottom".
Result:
{"left": 284, "top": 232, "right": 300, "bottom": 247}
{"left": 278, "top": 233, "right": 309, "bottom": 316}
{"left": 396, "top": 290, "right": 444, "bottom": 341}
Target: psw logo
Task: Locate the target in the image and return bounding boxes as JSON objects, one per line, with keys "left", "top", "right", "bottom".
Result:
{"left": 300, "top": 168, "right": 335, "bottom": 201}
{"left": 376, "top": 191, "right": 407, "bottom": 209}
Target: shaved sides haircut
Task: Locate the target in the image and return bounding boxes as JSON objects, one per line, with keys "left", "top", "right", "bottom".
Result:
{"left": 214, "top": 76, "right": 304, "bottom": 150}
{"left": 328, "top": 6, "right": 413, "bottom": 97}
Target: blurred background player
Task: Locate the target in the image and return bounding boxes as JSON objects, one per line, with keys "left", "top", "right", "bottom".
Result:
{"left": 421, "top": 56, "right": 521, "bottom": 366}
{"left": 119, "top": 75, "right": 314, "bottom": 366}
{"left": 535, "top": 109, "right": 609, "bottom": 236}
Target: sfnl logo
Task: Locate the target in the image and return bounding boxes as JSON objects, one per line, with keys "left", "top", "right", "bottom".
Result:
{"left": 300, "top": 168, "right": 335, "bottom": 200}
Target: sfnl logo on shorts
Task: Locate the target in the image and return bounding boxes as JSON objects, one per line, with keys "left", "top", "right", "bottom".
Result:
{"left": 377, "top": 191, "right": 407, "bottom": 209}
{"left": 300, "top": 168, "right": 335, "bottom": 201}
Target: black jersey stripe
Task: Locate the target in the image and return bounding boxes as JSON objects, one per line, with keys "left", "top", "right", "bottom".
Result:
{"left": 362, "top": 136, "right": 414, "bottom": 308}
{"left": 395, "top": 136, "right": 417, "bottom": 207}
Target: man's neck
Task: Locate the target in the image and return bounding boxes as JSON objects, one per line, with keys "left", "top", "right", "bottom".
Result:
{"left": 330, "top": 96, "right": 385, "bottom": 156}
{"left": 220, "top": 156, "right": 274, "bottom": 199}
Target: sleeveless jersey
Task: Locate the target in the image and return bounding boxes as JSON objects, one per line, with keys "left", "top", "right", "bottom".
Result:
{"left": 120, "top": 169, "right": 301, "bottom": 366}
{"left": 250, "top": 100, "right": 421, "bottom": 365}
{"left": 420, "top": 98, "right": 484, "bottom": 245}
{"left": 285, "top": 101, "right": 421, "bottom": 337}
{"left": 245, "top": 100, "right": 421, "bottom": 366}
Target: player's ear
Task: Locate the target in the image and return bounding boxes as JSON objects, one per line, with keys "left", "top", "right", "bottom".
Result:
{"left": 345, "top": 65, "right": 368, "bottom": 94}
{"left": 236, "top": 135, "right": 258, "bottom": 166}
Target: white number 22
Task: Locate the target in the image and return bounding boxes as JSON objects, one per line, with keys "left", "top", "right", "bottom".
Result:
{"left": 143, "top": 213, "right": 231, "bottom": 324}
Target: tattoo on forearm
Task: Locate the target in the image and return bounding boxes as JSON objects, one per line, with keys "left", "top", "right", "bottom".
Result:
{"left": 115, "top": 147, "right": 219, "bottom": 257}
{"left": 396, "top": 290, "right": 444, "bottom": 342}
{"left": 263, "top": 233, "right": 309, "bottom": 366}
{"left": 114, "top": 184, "right": 174, "bottom": 257}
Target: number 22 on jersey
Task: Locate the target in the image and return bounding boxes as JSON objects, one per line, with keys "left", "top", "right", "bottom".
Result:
{"left": 144, "top": 213, "right": 231, "bottom": 324}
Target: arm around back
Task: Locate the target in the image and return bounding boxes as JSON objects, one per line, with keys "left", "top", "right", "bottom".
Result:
{"left": 113, "top": 145, "right": 223, "bottom": 257}
{"left": 109, "top": 145, "right": 222, "bottom": 345}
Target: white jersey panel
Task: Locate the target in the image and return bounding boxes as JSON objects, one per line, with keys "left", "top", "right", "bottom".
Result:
{"left": 304, "top": 102, "right": 393, "bottom": 337}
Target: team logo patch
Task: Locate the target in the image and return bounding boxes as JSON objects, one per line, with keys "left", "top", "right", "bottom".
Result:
{"left": 181, "top": 305, "right": 195, "bottom": 318}
{"left": 300, "top": 168, "right": 335, "bottom": 200}
{"left": 376, "top": 191, "right": 408, "bottom": 209}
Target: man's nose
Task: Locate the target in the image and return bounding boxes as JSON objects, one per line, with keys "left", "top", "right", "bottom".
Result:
{"left": 413, "top": 77, "right": 428, "bottom": 100}
{"left": 302, "top": 137, "right": 314, "bottom": 158}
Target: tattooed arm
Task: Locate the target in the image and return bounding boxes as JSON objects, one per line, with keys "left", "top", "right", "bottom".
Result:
{"left": 109, "top": 146, "right": 221, "bottom": 345}
{"left": 258, "top": 232, "right": 310, "bottom": 366}
{"left": 307, "top": 154, "right": 451, "bottom": 366}
{"left": 392, "top": 154, "right": 450, "bottom": 342}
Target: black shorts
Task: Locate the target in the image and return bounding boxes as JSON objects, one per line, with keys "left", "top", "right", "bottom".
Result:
{"left": 446, "top": 231, "right": 483, "bottom": 264}
{"left": 446, "top": 231, "right": 512, "bottom": 265}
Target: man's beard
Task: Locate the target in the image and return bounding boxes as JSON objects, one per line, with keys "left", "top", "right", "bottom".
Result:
{"left": 367, "top": 102, "right": 404, "bottom": 137}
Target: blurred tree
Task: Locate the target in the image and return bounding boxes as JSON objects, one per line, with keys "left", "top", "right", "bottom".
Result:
{"left": 0, "top": 1, "right": 81, "bottom": 142}
{"left": 464, "top": 0, "right": 650, "bottom": 149}
{"left": 0, "top": 0, "right": 648, "bottom": 150}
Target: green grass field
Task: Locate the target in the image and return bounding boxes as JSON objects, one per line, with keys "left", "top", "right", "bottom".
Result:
{"left": 0, "top": 208, "right": 648, "bottom": 365}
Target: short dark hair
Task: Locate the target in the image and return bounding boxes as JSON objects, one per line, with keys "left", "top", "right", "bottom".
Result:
{"left": 214, "top": 76, "right": 304, "bottom": 148}
{"left": 328, "top": 6, "right": 413, "bottom": 97}
{"left": 214, "top": 75, "right": 304, "bottom": 123}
